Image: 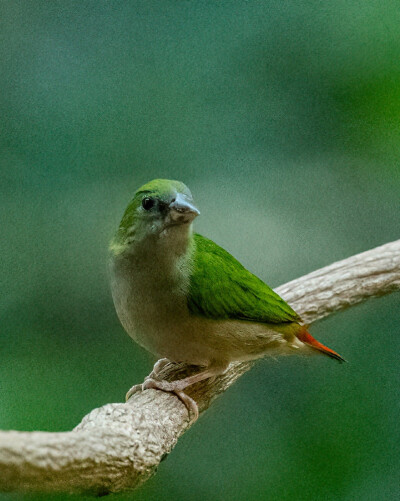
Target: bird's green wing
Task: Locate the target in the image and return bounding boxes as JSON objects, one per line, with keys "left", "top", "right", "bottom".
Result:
{"left": 187, "top": 234, "right": 301, "bottom": 324}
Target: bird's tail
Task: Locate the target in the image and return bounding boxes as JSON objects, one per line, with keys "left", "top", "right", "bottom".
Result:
{"left": 296, "top": 327, "right": 345, "bottom": 363}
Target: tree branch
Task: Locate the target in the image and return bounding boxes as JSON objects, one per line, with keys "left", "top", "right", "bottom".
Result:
{"left": 1, "top": 240, "right": 399, "bottom": 495}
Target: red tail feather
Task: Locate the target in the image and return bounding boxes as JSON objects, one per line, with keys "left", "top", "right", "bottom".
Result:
{"left": 297, "top": 328, "right": 345, "bottom": 363}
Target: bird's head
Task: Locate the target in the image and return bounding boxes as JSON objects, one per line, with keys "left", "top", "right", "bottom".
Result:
{"left": 110, "top": 179, "right": 200, "bottom": 255}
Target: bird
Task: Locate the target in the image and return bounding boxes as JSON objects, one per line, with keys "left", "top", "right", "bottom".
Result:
{"left": 109, "top": 179, "right": 344, "bottom": 420}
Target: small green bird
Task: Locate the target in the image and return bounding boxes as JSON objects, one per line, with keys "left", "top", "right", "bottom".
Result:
{"left": 110, "top": 179, "right": 343, "bottom": 419}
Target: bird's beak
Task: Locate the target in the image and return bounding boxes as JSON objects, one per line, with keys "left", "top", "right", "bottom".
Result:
{"left": 169, "top": 193, "right": 200, "bottom": 223}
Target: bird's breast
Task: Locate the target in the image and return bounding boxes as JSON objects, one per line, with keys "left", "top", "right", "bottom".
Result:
{"left": 109, "top": 254, "right": 193, "bottom": 359}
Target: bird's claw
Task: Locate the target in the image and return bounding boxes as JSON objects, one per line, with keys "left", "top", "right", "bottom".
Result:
{"left": 125, "top": 358, "right": 171, "bottom": 402}
{"left": 143, "top": 378, "right": 199, "bottom": 423}
{"left": 125, "top": 358, "right": 199, "bottom": 422}
{"left": 125, "top": 383, "right": 144, "bottom": 401}
{"left": 125, "top": 375, "right": 158, "bottom": 401}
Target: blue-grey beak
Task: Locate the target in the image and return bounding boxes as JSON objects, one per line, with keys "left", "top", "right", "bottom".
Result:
{"left": 169, "top": 193, "right": 200, "bottom": 222}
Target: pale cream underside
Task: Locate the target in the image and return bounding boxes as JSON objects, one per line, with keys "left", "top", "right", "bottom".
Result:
{"left": 110, "top": 224, "right": 306, "bottom": 367}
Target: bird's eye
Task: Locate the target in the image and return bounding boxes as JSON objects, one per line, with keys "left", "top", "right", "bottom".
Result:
{"left": 142, "top": 197, "right": 155, "bottom": 211}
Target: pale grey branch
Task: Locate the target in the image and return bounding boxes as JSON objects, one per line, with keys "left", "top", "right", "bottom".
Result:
{"left": 0, "top": 240, "right": 399, "bottom": 495}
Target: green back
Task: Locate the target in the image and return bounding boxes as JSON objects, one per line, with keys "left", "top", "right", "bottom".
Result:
{"left": 188, "top": 234, "right": 300, "bottom": 325}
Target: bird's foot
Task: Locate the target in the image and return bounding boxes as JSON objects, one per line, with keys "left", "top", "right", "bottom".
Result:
{"left": 148, "top": 358, "right": 170, "bottom": 379}
{"left": 126, "top": 359, "right": 227, "bottom": 422}
{"left": 125, "top": 358, "right": 172, "bottom": 402}
{"left": 125, "top": 383, "right": 143, "bottom": 401}
{"left": 142, "top": 378, "right": 199, "bottom": 422}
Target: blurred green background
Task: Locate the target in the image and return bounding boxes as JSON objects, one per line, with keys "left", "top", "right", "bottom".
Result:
{"left": 1, "top": 1, "right": 399, "bottom": 500}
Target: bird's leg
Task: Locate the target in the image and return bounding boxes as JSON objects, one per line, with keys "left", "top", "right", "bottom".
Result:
{"left": 142, "top": 362, "right": 229, "bottom": 422}
{"left": 125, "top": 358, "right": 171, "bottom": 401}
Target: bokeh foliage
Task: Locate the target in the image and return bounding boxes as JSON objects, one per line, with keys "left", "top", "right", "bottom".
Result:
{"left": 0, "top": 2, "right": 399, "bottom": 500}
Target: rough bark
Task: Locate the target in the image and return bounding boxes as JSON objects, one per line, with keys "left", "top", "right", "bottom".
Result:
{"left": 0, "top": 240, "right": 399, "bottom": 495}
